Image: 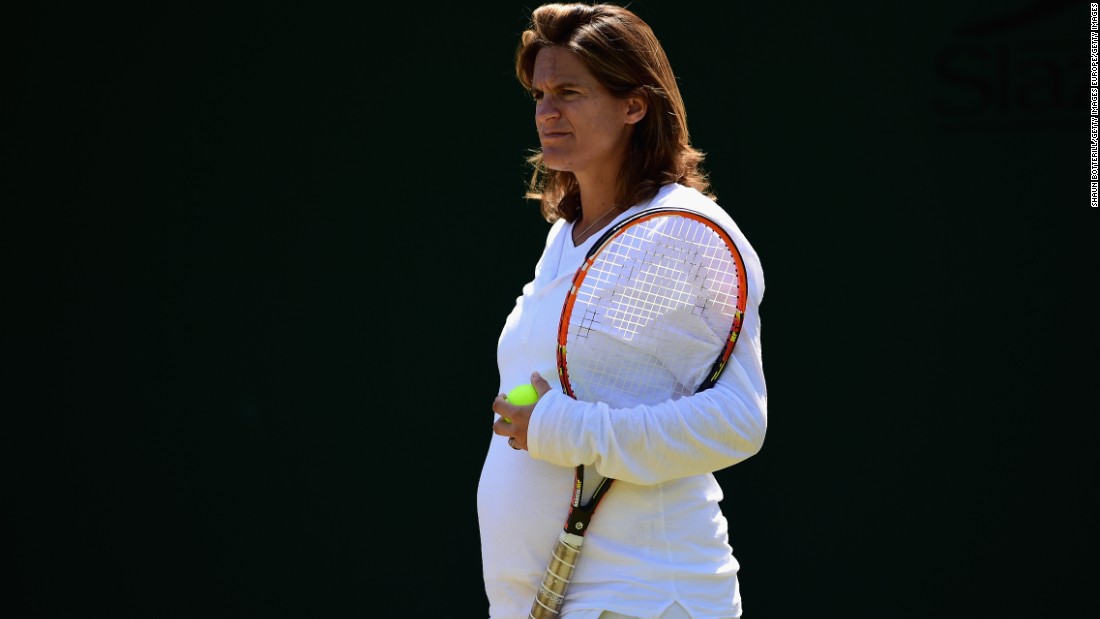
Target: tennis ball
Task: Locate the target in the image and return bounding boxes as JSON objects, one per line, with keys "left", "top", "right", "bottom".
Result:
{"left": 507, "top": 383, "right": 540, "bottom": 406}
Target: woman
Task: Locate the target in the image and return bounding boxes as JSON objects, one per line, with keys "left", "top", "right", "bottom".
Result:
{"left": 477, "top": 4, "right": 767, "bottom": 618}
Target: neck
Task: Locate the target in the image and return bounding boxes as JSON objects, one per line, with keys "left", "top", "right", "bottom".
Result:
{"left": 571, "top": 206, "right": 617, "bottom": 245}
{"left": 572, "top": 175, "right": 620, "bottom": 243}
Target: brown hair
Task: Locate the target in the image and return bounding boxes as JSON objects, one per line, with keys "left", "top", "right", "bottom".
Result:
{"left": 515, "top": 2, "right": 713, "bottom": 223}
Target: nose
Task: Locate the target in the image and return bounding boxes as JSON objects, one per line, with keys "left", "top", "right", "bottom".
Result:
{"left": 536, "top": 96, "right": 559, "bottom": 122}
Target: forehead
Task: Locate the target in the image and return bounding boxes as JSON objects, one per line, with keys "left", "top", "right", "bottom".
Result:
{"left": 532, "top": 46, "right": 598, "bottom": 88}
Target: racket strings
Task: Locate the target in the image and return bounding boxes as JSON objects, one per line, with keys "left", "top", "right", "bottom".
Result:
{"left": 564, "top": 216, "right": 743, "bottom": 407}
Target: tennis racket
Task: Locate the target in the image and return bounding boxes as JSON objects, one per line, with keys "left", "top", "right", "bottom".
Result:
{"left": 528, "top": 207, "right": 749, "bottom": 618}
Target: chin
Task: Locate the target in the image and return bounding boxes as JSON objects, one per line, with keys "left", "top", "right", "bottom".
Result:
{"left": 541, "top": 155, "right": 572, "bottom": 172}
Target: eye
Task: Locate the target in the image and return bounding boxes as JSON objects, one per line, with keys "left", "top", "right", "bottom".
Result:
{"left": 530, "top": 90, "right": 544, "bottom": 102}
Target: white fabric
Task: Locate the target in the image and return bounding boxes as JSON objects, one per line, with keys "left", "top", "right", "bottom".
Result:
{"left": 598, "top": 602, "right": 701, "bottom": 619}
{"left": 478, "top": 184, "right": 766, "bottom": 619}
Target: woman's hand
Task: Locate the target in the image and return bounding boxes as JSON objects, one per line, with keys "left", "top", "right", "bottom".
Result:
{"left": 492, "top": 372, "right": 553, "bottom": 451}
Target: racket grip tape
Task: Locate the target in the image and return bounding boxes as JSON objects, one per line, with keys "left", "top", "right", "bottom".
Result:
{"left": 528, "top": 531, "right": 585, "bottom": 619}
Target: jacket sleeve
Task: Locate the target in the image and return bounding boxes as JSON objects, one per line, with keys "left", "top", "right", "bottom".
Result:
{"left": 527, "top": 302, "right": 767, "bottom": 485}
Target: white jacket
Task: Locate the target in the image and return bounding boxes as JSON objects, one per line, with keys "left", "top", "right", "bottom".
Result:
{"left": 478, "top": 183, "right": 767, "bottom": 619}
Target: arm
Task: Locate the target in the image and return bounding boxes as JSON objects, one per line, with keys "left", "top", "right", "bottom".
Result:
{"left": 527, "top": 314, "right": 767, "bottom": 484}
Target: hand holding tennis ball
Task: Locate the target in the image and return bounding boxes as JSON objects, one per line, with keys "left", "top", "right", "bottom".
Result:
{"left": 507, "top": 383, "right": 540, "bottom": 406}
{"left": 500, "top": 382, "right": 541, "bottom": 424}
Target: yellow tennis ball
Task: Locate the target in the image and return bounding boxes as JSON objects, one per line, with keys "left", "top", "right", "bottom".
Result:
{"left": 507, "top": 383, "right": 539, "bottom": 406}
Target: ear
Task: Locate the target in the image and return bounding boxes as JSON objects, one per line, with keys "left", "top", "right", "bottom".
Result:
{"left": 624, "top": 93, "right": 647, "bottom": 125}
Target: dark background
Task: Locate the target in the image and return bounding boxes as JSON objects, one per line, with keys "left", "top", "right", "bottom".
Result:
{"left": 7, "top": 1, "right": 1092, "bottom": 617}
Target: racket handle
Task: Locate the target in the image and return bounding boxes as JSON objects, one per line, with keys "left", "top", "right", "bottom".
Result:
{"left": 529, "top": 531, "right": 585, "bottom": 619}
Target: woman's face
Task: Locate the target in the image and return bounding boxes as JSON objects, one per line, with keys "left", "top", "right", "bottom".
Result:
{"left": 530, "top": 46, "right": 642, "bottom": 181}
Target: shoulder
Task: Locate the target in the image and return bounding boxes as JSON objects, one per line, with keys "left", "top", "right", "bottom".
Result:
{"left": 648, "top": 184, "right": 766, "bottom": 302}
{"left": 641, "top": 183, "right": 740, "bottom": 238}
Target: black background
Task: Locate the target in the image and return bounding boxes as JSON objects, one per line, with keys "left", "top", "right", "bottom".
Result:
{"left": 7, "top": 1, "right": 1093, "bottom": 617}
